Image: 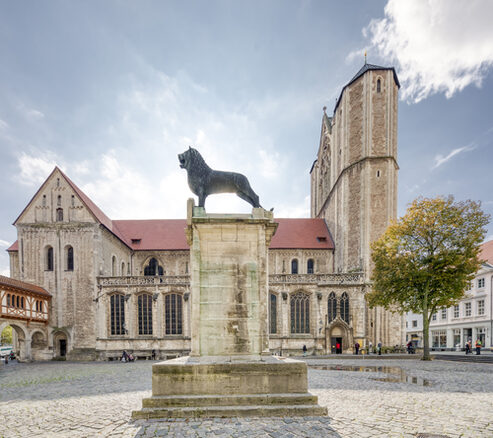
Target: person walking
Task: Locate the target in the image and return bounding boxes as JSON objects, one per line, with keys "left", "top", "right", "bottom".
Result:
{"left": 302, "top": 344, "right": 307, "bottom": 357}
{"left": 354, "top": 342, "right": 360, "bottom": 355}
{"left": 377, "top": 342, "right": 382, "bottom": 356}
{"left": 475, "top": 339, "right": 482, "bottom": 355}
{"left": 465, "top": 340, "right": 471, "bottom": 354}
{"left": 368, "top": 341, "right": 372, "bottom": 355}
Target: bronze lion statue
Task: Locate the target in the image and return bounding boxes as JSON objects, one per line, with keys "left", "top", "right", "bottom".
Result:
{"left": 178, "top": 147, "right": 261, "bottom": 208}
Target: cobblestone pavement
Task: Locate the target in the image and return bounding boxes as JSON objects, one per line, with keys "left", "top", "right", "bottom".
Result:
{"left": 1, "top": 357, "right": 492, "bottom": 438}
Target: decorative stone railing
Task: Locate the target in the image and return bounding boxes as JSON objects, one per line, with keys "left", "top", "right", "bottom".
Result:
{"left": 97, "top": 275, "right": 190, "bottom": 287}
{"left": 268, "top": 273, "right": 364, "bottom": 285}
{"left": 97, "top": 272, "right": 365, "bottom": 288}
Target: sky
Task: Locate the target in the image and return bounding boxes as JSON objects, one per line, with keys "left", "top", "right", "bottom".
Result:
{"left": 1, "top": 0, "right": 493, "bottom": 276}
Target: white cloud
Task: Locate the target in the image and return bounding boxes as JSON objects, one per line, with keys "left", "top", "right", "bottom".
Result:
{"left": 276, "top": 195, "right": 310, "bottom": 218}
{"left": 0, "top": 119, "right": 8, "bottom": 130}
{"left": 0, "top": 267, "right": 9, "bottom": 277}
{"left": 17, "top": 152, "right": 59, "bottom": 186}
{"left": 432, "top": 144, "right": 476, "bottom": 169}
{"left": 0, "top": 239, "right": 10, "bottom": 247}
{"left": 363, "top": 0, "right": 493, "bottom": 102}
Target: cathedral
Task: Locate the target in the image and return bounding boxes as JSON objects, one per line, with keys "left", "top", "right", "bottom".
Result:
{"left": 1, "top": 63, "right": 403, "bottom": 361}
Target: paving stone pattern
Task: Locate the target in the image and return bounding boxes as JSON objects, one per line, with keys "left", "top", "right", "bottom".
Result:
{"left": 0, "top": 358, "right": 492, "bottom": 437}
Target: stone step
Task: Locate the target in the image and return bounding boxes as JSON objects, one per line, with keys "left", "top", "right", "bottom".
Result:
{"left": 142, "top": 393, "right": 319, "bottom": 408}
{"left": 132, "top": 403, "right": 328, "bottom": 419}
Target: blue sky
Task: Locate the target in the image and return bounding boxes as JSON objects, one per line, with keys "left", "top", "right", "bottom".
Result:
{"left": 1, "top": 0, "right": 493, "bottom": 275}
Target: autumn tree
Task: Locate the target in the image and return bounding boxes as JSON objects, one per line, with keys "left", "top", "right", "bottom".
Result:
{"left": 367, "top": 196, "right": 489, "bottom": 360}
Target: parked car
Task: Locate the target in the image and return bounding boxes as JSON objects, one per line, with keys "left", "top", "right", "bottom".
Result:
{"left": 0, "top": 345, "right": 13, "bottom": 358}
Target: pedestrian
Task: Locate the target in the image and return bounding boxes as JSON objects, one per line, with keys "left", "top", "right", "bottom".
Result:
{"left": 368, "top": 341, "right": 373, "bottom": 355}
{"left": 336, "top": 342, "right": 341, "bottom": 354}
{"left": 475, "top": 339, "right": 482, "bottom": 355}
{"left": 406, "top": 341, "right": 413, "bottom": 354}
{"left": 302, "top": 344, "right": 307, "bottom": 357}
{"left": 354, "top": 342, "right": 360, "bottom": 355}
{"left": 465, "top": 341, "right": 471, "bottom": 354}
{"left": 121, "top": 350, "right": 128, "bottom": 362}
{"left": 377, "top": 342, "right": 382, "bottom": 355}
{"left": 151, "top": 349, "right": 156, "bottom": 360}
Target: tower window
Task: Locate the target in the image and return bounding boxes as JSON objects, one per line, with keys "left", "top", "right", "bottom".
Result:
{"left": 46, "top": 246, "right": 54, "bottom": 271}
{"left": 42, "top": 195, "right": 46, "bottom": 207}
{"left": 56, "top": 208, "right": 63, "bottom": 222}
{"left": 66, "top": 246, "right": 74, "bottom": 271}
{"left": 71, "top": 195, "right": 75, "bottom": 207}
{"left": 377, "top": 170, "right": 381, "bottom": 177}
{"left": 377, "top": 79, "right": 381, "bottom": 93}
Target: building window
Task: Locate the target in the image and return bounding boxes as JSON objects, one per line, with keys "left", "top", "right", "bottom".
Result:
{"left": 71, "top": 195, "right": 75, "bottom": 207}
{"left": 290, "top": 292, "right": 310, "bottom": 334}
{"left": 121, "top": 262, "right": 125, "bottom": 276}
{"left": 269, "top": 293, "right": 277, "bottom": 334}
{"left": 453, "top": 329, "right": 461, "bottom": 347}
{"left": 432, "top": 330, "right": 447, "bottom": 348}
{"left": 46, "top": 246, "right": 54, "bottom": 271}
{"left": 42, "top": 195, "right": 46, "bottom": 207}
{"left": 56, "top": 208, "right": 63, "bottom": 221}
{"left": 432, "top": 313, "right": 437, "bottom": 321}
{"left": 412, "top": 320, "right": 417, "bottom": 328}
{"left": 466, "top": 281, "right": 472, "bottom": 291}
{"left": 291, "top": 259, "right": 298, "bottom": 275}
{"left": 307, "top": 259, "right": 314, "bottom": 274}
{"left": 57, "top": 195, "right": 62, "bottom": 206}
{"left": 477, "top": 278, "right": 485, "bottom": 288}
{"left": 340, "top": 292, "right": 349, "bottom": 323}
{"left": 465, "top": 302, "right": 472, "bottom": 317}
{"left": 112, "top": 256, "right": 117, "bottom": 276}
{"left": 144, "top": 258, "right": 164, "bottom": 276}
{"left": 453, "top": 305, "right": 459, "bottom": 318}
{"left": 165, "top": 293, "right": 182, "bottom": 335}
{"left": 441, "top": 308, "right": 447, "bottom": 320}
{"left": 110, "top": 294, "right": 125, "bottom": 335}
{"left": 6, "top": 294, "right": 10, "bottom": 306}
{"left": 478, "top": 327, "right": 486, "bottom": 346}
{"left": 477, "top": 300, "right": 485, "bottom": 316}
{"left": 327, "top": 292, "right": 336, "bottom": 323}
{"left": 66, "top": 246, "right": 74, "bottom": 271}
{"left": 138, "top": 294, "right": 153, "bottom": 335}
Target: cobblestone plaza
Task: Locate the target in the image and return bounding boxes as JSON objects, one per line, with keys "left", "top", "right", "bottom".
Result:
{"left": 1, "top": 358, "right": 492, "bottom": 438}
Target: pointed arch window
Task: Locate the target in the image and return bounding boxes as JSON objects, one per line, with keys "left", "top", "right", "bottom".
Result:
{"left": 328, "top": 292, "right": 337, "bottom": 323}
{"left": 144, "top": 258, "right": 164, "bottom": 276}
{"left": 110, "top": 294, "right": 125, "bottom": 335}
{"left": 138, "top": 294, "right": 153, "bottom": 335}
{"left": 42, "top": 195, "right": 46, "bottom": 207}
{"left": 291, "top": 259, "right": 298, "bottom": 274}
{"left": 377, "top": 79, "right": 381, "bottom": 93}
{"left": 165, "top": 293, "right": 182, "bottom": 335}
{"left": 290, "top": 292, "right": 310, "bottom": 334}
{"left": 269, "top": 293, "right": 277, "bottom": 334}
{"left": 66, "top": 246, "right": 74, "bottom": 271}
{"left": 340, "top": 292, "right": 349, "bottom": 324}
{"left": 46, "top": 246, "right": 54, "bottom": 271}
{"left": 57, "top": 195, "right": 62, "bottom": 206}
{"left": 56, "top": 208, "right": 63, "bottom": 222}
{"left": 307, "top": 259, "right": 314, "bottom": 274}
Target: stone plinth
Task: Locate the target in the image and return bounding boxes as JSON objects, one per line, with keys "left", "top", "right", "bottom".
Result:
{"left": 132, "top": 203, "right": 326, "bottom": 418}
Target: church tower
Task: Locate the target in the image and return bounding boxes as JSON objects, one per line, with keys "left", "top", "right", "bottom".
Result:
{"left": 311, "top": 63, "right": 399, "bottom": 277}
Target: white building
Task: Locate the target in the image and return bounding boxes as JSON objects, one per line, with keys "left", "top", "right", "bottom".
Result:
{"left": 406, "top": 240, "right": 493, "bottom": 350}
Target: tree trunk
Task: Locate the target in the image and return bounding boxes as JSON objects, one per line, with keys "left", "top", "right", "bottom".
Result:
{"left": 422, "top": 309, "right": 431, "bottom": 360}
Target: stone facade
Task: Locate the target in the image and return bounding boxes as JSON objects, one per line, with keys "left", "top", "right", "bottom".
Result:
{"left": 4, "top": 63, "right": 403, "bottom": 361}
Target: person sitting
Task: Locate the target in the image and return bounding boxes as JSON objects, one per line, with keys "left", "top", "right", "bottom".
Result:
{"left": 121, "top": 350, "right": 129, "bottom": 362}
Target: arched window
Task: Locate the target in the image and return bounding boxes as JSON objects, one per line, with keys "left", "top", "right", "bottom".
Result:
{"left": 112, "top": 256, "right": 117, "bottom": 276}
{"left": 144, "top": 258, "right": 164, "bottom": 276}
{"left": 66, "top": 246, "right": 74, "bottom": 271}
{"left": 42, "top": 195, "right": 46, "bottom": 207}
{"left": 165, "top": 293, "right": 182, "bottom": 335}
{"left": 138, "top": 294, "right": 153, "bottom": 335}
{"left": 307, "top": 259, "right": 314, "bottom": 274}
{"left": 57, "top": 195, "right": 62, "bottom": 206}
{"left": 21, "top": 297, "right": 24, "bottom": 308}
{"left": 56, "top": 208, "right": 63, "bottom": 221}
{"left": 46, "top": 246, "right": 54, "bottom": 271}
{"left": 110, "top": 294, "right": 125, "bottom": 335}
{"left": 16, "top": 296, "right": 20, "bottom": 307}
{"left": 71, "top": 195, "right": 75, "bottom": 207}
{"left": 340, "top": 292, "right": 349, "bottom": 323}
{"left": 290, "top": 292, "right": 310, "bottom": 334}
{"left": 328, "top": 292, "right": 337, "bottom": 323}
{"left": 377, "top": 79, "right": 381, "bottom": 93}
{"left": 121, "top": 262, "right": 125, "bottom": 276}
{"left": 291, "top": 259, "right": 298, "bottom": 274}
{"left": 269, "top": 293, "right": 277, "bottom": 334}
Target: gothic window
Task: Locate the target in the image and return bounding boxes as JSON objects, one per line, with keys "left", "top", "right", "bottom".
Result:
{"left": 377, "top": 79, "right": 381, "bottom": 93}
{"left": 56, "top": 208, "right": 63, "bottom": 222}
{"left": 57, "top": 195, "right": 62, "bottom": 206}
{"left": 46, "top": 246, "right": 54, "bottom": 271}
{"left": 328, "top": 292, "right": 336, "bottom": 323}
{"left": 290, "top": 292, "right": 310, "bottom": 334}
{"left": 340, "top": 292, "right": 349, "bottom": 323}
{"left": 165, "top": 293, "right": 182, "bottom": 335}
{"left": 111, "top": 256, "right": 117, "bottom": 276}
{"left": 121, "top": 262, "right": 125, "bottom": 276}
{"left": 307, "top": 259, "right": 314, "bottom": 274}
{"left": 291, "top": 259, "right": 298, "bottom": 274}
{"left": 71, "top": 195, "right": 75, "bottom": 207}
{"left": 138, "top": 294, "right": 153, "bottom": 335}
{"left": 42, "top": 195, "right": 46, "bottom": 207}
{"left": 269, "top": 293, "right": 277, "bottom": 334}
{"left": 144, "top": 258, "right": 164, "bottom": 276}
{"left": 110, "top": 294, "right": 125, "bottom": 335}
{"left": 66, "top": 246, "right": 74, "bottom": 271}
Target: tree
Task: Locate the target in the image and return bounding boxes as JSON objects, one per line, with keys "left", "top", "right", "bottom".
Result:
{"left": 367, "top": 196, "right": 489, "bottom": 360}
{"left": 1, "top": 326, "right": 12, "bottom": 344}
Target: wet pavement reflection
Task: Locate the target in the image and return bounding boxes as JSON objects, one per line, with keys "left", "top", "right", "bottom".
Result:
{"left": 308, "top": 364, "right": 431, "bottom": 386}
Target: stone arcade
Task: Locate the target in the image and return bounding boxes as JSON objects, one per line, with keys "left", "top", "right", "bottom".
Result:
{"left": 3, "top": 63, "right": 403, "bottom": 361}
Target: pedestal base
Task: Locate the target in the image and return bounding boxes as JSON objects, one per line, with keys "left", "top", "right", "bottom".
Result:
{"left": 132, "top": 356, "right": 327, "bottom": 419}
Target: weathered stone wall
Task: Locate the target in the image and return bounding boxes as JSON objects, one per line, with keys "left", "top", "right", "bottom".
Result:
{"left": 268, "top": 249, "right": 332, "bottom": 275}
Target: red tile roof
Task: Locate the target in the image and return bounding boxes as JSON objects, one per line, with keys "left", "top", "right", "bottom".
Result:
{"left": 7, "top": 241, "right": 18, "bottom": 252}
{"left": 271, "top": 218, "right": 334, "bottom": 249}
{"left": 480, "top": 240, "right": 493, "bottom": 265}
{"left": 0, "top": 275, "right": 51, "bottom": 297}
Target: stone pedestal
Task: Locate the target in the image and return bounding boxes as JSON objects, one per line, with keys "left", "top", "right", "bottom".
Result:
{"left": 132, "top": 202, "right": 326, "bottom": 419}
